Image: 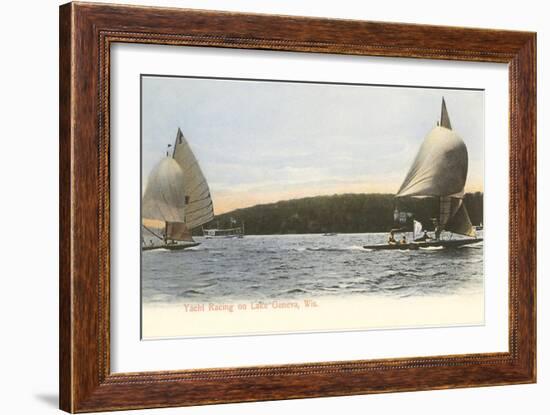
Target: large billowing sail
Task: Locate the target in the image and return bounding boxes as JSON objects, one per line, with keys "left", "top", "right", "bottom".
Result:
{"left": 396, "top": 126, "right": 468, "bottom": 198}
{"left": 396, "top": 98, "right": 475, "bottom": 237}
{"left": 172, "top": 128, "right": 214, "bottom": 229}
{"left": 142, "top": 157, "right": 187, "bottom": 223}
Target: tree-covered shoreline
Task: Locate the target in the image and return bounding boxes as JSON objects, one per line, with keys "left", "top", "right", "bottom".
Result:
{"left": 203, "top": 192, "right": 483, "bottom": 236}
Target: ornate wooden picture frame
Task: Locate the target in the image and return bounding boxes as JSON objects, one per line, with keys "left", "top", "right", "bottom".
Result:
{"left": 59, "top": 2, "right": 536, "bottom": 412}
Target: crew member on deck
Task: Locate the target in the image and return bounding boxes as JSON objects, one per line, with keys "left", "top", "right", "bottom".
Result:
{"left": 388, "top": 231, "right": 397, "bottom": 245}
{"left": 415, "top": 230, "right": 431, "bottom": 242}
{"left": 400, "top": 235, "right": 407, "bottom": 245}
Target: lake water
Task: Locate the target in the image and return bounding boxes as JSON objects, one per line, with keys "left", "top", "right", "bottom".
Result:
{"left": 142, "top": 232, "right": 483, "bottom": 304}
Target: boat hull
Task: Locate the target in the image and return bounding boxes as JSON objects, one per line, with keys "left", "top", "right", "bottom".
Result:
{"left": 204, "top": 235, "right": 242, "bottom": 239}
{"left": 142, "top": 242, "right": 201, "bottom": 251}
{"left": 363, "top": 238, "right": 482, "bottom": 251}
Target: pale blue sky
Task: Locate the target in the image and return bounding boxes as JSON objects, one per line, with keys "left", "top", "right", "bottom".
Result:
{"left": 142, "top": 76, "right": 484, "bottom": 214}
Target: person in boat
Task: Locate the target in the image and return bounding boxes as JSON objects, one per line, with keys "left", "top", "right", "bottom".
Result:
{"left": 415, "top": 230, "right": 431, "bottom": 242}
{"left": 388, "top": 231, "right": 397, "bottom": 245}
{"left": 435, "top": 226, "right": 441, "bottom": 240}
{"left": 400, "top": 235, "right": 407, "bottom": 245}
{"left": 433, "top": 221, "right": 442, "bottom": 240}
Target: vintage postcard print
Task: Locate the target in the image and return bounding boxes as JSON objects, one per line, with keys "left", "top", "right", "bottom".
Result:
{"left": 140, "top": 76, "right": 484, "bottom": 339}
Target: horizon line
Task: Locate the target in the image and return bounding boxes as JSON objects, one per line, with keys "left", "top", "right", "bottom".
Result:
{"left": 213, "top": 190, "right": 484, "bottom": 216}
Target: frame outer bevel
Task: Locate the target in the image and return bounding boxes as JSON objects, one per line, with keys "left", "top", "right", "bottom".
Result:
{"left": 59, "top": 2, "right": 537, "bottom": 412}
{"left": 59, "top": 2, "right": 74, "bottom": 412}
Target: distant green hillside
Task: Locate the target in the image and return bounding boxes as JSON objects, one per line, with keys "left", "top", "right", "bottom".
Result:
{"left": 206, "top": 192, "right": 483, "bottom": 235}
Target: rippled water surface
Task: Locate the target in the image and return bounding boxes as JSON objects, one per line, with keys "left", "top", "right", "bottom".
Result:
{"left": 142, "top": 232, "right": 483, "bottom": 304}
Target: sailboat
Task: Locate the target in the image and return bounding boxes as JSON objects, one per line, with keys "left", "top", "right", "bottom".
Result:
{"left": 141, "top": 128, "right": 214, "bottom": 251}
{"left": 364, "top": 98, "right": 483, "bottom": 251}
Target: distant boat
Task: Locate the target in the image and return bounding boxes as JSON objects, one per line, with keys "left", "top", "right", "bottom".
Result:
{"left": 364, "top": 98, "right": 482, "bottom": 251}
{"left": 203, "top": 218, "right": 244, "bottom": 239}
{"left": 323, "top": 232, "right": 337, "bottom": 236}
{"left": 202, "top": 227, "right": 244, "bottom": 239}
{"left": 142, "top": 128, "right": 214, "bottom": 251}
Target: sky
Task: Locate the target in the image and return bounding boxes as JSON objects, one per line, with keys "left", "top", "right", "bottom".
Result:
{"left": 142, "top": 76, "right": 484, "bottom": 215}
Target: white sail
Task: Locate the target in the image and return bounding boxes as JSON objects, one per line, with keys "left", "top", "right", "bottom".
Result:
{"left": 172, "top": 129, "right": 214, "bottom": 229}
{"left": 395, "top": 126, "right": 468, "bottom": 198}
{"left": 142, "top": 157, "right": 187, "bottom": 223}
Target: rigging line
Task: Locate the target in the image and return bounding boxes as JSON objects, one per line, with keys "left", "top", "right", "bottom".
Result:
{"left": 142, "top": 225, "right": 164, "bottom": 240}
{"left": 187, "top": 211, "right": 216, "bottom": 228}
{"left": 186, "top": 209, "right": 214, "bottom": 221}
{"left": 186, "top": 197, "right": 213, "bottom": 210}
{"left": 186, "top": 184, "right": 210, "bottom": 199}
{"left": 187, "top": 199, "right": 211, "bottom": 210}
{"left": 188, "top": 212, "right": 215, "bottom": 227}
